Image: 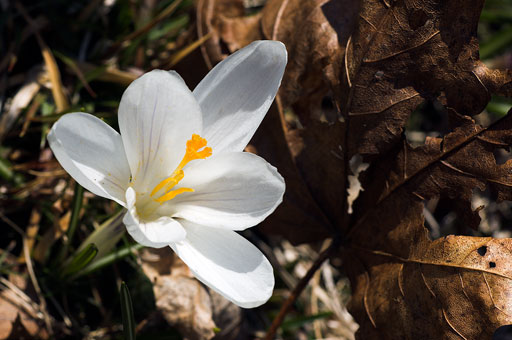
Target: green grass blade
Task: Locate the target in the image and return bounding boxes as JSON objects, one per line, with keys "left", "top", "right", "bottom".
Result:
{"left": 0, "top": 156, "right": 14, "bottom": 181}
{"left": 120, "top": 282, "right": 136, "bottom": 340}
{"left": 0, "top": 156, "right": 23, "bottom": 185}
{"left": 280, "top": 311, "right": 333, "bottom": 332}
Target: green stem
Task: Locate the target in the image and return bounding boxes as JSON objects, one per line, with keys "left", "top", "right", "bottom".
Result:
{"left": 68, "top": 183, "right": 84, "bottom": 245}
{"left": 57, "top": 182, "right": 84, "bottom": 263}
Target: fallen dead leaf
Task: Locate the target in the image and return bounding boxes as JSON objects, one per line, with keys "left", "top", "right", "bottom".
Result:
{"left": 0, "top": 273, "right": 49, "bottom": 340}
{"left": 345, "top": 197, "right": 512, "bottom": 339}
{"left": 140, "top": 248, "right": 242, "bottom": 340}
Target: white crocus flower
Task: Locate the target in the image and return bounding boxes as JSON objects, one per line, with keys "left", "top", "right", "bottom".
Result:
{"left": 47, "top": 40, "right": 287, "bottom": 308}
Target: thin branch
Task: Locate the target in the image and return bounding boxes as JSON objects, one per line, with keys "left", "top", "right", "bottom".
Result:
{"left": 23, "top": 238, "right": 53, "bottom": 335}
{"left": 264, "top": 239, "right": 339, "bottom": 340}
{"left": 0, "top": 211, "right": 26, "bottom": 237}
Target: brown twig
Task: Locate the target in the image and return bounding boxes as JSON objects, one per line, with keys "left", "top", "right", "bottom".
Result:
{"left": 19, "top": 94, "right": 42, "bottom": 137}
{"left": 163, "top": 31, "right": 213, "bottom": 69}
{"left": 264, "top": 239, "right": 339, "bottom": 340}
{"left": 311, "top": 265, "right": 323, "bottom": 339}
{"left": 23, "top": 238, "right": 53, "bottom": 335}
{"left": 0, "top": 211, "right": 26, "bottom": 237}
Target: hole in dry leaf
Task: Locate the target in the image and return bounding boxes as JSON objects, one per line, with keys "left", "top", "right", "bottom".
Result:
{"left": 478, "top": 0, "right": 512, "bottom": 65}
{"left": 493, "top": 324, "right": 512, "bottom": 340}
{"left": 489, "top": 261, "right": 496, "bottom": 268}
{"left": 322, "top": 95, "right": 334, "bottom": 110}
{"left": 405, "top": 101, "right": 448, "bottom": 147}
{"left": 243, "top": 0, "right": 266, "bottom": 13}
{"left": 423, "top": 197, "right": 465, "bottom": 240}
{"left": 408, "top": 8, "right": 428, "bottom": 30}
{"left": 218, "top": 39, "right": 231, "bottom": 56}
{"left": 422, "top": 190, "right": 504, "bottom": 240}
{"left": 493, "top": 147, "right": 512, "bottom": 165}
{"left": 477, "top": 245, "right": 487, "bottom": 256}
{"left": 282, "top": 106, "right": 303, "bottom": 130}
{"left": 472, "top": 186, "right": 512, "bottom": 238}
{"left": 473, "top": 96, "right": 512, "bottom": 128}
{"left": 346, "top": 154, "right": 369, "bottom": 214}
{"left": 320, "top": 94, "right": 341, "bottom": 124}
{"left": 473, "top": 110, "right": 493, "bottom": 128}
{"left": 423, "top": 199, "right": 441, "bottom": 239}
{"left": 374, "top": 70, "right": 384, "bottom": 80}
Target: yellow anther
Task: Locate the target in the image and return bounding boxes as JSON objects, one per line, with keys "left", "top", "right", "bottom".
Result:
{"left": 155, "top": 188, "right": 194, "bottom": 204}
{"left": 150, "top": 134, "right": 212, "bottom": 203}
{"left": 180, "top": 134, "right": 212, "bottom": 166}
{"left": 188, "top": 134, "right": 207, "bottom": 149}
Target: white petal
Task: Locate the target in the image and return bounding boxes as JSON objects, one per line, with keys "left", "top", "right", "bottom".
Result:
{"left": 124, "top": 187, "right": 186, "bottom": 248}
{"left": 170, "top": 221, "right": 274, "bottom": 308}
{"left": 118, "top": 70, "right": 202, "bottom": 192}
{"left": 193, "top": 40, "right": 287, "bottom": 153}
{"left": 47, "top": 112, "right": 130, "bottom": 206}
{"left": 171, "top": 152, "right": 285, "bottom": 230}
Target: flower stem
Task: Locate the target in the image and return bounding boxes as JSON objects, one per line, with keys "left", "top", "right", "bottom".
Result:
{"left": 56, "top": 182, "right": 84, "bottom": 263}
{"left": 74, "top": 243, "right": 144, "bottom": 278}
{"left": 67, "top": 182, "right": 84, "bottom": 245}
{"left": 264, "top": 239, "right": 339, "bottom": 340}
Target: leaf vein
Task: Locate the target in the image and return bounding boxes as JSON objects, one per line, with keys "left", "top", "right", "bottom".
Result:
{"left": 363, "top": 30, "right": 441, "bottom": 63}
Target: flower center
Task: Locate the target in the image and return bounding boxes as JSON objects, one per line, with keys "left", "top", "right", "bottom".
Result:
{"left": 150, "top": 134, "right": 212, "bottom": 204}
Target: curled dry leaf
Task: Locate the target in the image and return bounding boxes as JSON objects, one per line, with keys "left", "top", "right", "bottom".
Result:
{"left": 140, "top": 248, "right": 242, "bottom": 340}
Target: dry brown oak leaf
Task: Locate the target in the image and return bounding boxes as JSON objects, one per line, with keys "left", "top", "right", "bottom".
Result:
{"left": 345, "top": 196, "right": 512, "bottom": 339}
{"left": 333, "top": 0, "right": 512, "bottom": 160}
{"left": 345, "top": 197, "right": 512, "bottom": 340}
{"left": 0, "top": 273, "right": 49, "bottom": 340}
{"left": 344, "top": 113, "right": 512, "bottom": 339}
{"left": 197, "top": 0, "right": 346, "bottom": 242}
{"left": 197, "top": 0, "right": 512, "bottom": 243}
{"left": 200, "top": 0, "right": 512, "bottom": 157}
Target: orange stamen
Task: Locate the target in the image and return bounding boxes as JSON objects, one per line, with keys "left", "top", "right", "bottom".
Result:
{"left": 150, "top": 170, "right": 184, "bottom": 196}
